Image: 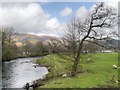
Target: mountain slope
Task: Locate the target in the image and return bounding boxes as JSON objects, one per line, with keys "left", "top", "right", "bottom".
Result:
{"left": 12, "top": 33, "right": 59, "bottom": 46}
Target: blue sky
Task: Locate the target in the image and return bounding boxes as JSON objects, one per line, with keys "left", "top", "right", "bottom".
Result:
{"left": 0, "top": 2, "right": 117, "bottom": 37}
{"left": 40, "top": 2, "right": 96, "bottom": 23}
{"left": 0, "top": 2, "right": 97, "bottom": 36}
{"left": 1, "top": 2, "right": 117, "bottom": 37}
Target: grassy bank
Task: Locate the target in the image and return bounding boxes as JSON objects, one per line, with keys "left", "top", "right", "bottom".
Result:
{"left": 36, "top": 53, "right": 118, "bottom": 88}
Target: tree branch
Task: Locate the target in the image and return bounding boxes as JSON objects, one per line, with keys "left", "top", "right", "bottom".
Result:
{"left": 91, "top": 17, "right": 108, "bottom": 28}
{"left": 85, "top": 40, "right": 109, "bottom": 49}
{"left": 88, "top": 36, "right": 110, "bottom": 40}
{"left": 91, "top": 2, "right": 104, "bottom": 19}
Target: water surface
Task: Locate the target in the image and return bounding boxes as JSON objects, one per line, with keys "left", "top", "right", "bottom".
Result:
{"left": 2, "top": 57, "right": 48, "bottom": 88}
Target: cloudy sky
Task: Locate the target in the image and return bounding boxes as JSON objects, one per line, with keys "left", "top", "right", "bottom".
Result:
{"left": 0, "top": 1, "right": 118, "bottom": 37}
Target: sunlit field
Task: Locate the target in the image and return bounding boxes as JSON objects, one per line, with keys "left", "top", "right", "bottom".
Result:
{"left": 36, "top": 53, "right": 118, "bottom": 88}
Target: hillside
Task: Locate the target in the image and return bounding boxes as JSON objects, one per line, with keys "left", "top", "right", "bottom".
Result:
{"left": 107, "top": 38, "right": 120, "bottom": 48}
{"left": 94, "top": 38, "right": 120, "bottom": 49}
{"left": 12, "top": 33, "right": 119, "bottom": 48}
{"left": 12, "top": 33, "right": 59, "bottom": 46}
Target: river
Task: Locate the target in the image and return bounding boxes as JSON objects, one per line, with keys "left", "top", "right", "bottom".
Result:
{"left": 2, "top": 57, "right": 48, "bottom": 88}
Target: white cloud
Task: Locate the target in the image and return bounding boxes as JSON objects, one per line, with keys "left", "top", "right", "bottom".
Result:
{"left": 60, "top": 7, "right": 72, "bottom": 17}
{"left": 46, "top": 17, "right": 60, "bottom": 29}
{"left": 106, "top": 2, "right": 118, "bottom": 9}
{"left": 76, "top": 6, "right": 89, "bottom": 21}
{"left": 1, "top": 2, "right": 117, "bottom": 37}
{"left": 0, "top": 3, "right": 49, "bottom": 32}
{"left": 0, "top": 3, "right": 64, "bottom": 37}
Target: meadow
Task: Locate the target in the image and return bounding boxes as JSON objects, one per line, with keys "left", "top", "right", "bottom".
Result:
{"left": 36, "top": 53, "right": 119, "bottom": 88}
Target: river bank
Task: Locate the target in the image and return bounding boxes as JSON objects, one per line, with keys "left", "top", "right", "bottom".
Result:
{"left": 36, "top": 53, "right": 118, "bottom": 89}
{"left": 2, "top": 54, "right": 47, "bottom": 62}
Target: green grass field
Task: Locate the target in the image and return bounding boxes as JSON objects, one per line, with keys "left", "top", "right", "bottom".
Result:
{"left": 36, "top": 53, "right": 119, "bottom": 88}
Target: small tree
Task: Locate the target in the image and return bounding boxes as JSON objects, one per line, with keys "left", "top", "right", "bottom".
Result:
{"left": 2, "top": 27, "right": 18, "bottom": 61}
{"left": 63, "top": 2, "right": 117, "bottom": 76}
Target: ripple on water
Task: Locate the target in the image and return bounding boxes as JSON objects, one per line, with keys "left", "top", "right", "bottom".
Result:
{"left": 2, "top": 57, "right": 48, "bottom": 88}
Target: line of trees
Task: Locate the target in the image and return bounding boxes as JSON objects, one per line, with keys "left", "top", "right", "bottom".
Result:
{"left": 1, "top": 29, "right": 49, "bottom": 61}
{"left": 1, "top": 28, "right": 63, "bottom": 61}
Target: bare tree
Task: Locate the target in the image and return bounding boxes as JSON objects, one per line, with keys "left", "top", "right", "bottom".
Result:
{"left": 63, "top": 2, "right": 117, "bottom": 76}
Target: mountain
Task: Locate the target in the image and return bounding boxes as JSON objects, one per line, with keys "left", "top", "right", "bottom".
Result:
{"left": 107, "top": 38, "right": 120, "bottom": 48}
{"left": 13, "top": 33, "right": 120, "bottom": 49}
{"left": 12, "top": 33, "right": 59, "bottom": 46}
{"left": 97, "top": 38, "right": 120, "bottom": 49}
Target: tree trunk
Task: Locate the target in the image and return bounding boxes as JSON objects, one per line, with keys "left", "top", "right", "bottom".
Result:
{"left": 71, "top": 42, "right": 83, "bottom": 77}
{"left": 71, "top": 56, "right": 80, "bottom": 77}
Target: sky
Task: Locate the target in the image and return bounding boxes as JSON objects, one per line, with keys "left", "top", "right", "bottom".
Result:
{"left": 0, "top": 1, "right": 118, "bottom": 37}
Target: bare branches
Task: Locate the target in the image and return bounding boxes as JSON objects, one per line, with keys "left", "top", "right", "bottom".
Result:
{"left": 91, "top": 2, "right": 117, "bottom": 28}
{"left": 91, "top": 2, "right": 104, "bottom": 18}
{"left": 85, "top": 40, "right": 108, "bottom": 49}
{"left": 63, "top": 2, "right": 117, "bottom": 76}
{"left": 88, "top": 36, "right": 109, "bottom": 41}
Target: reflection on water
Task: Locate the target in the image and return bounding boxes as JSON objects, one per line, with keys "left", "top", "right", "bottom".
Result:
{"left": 2, "top": 57, "right": 48, "bottom": 88}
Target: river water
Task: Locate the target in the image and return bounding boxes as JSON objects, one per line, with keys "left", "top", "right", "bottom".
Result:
{"left": 2, "top": 57, "right": 48, "bottom": 88}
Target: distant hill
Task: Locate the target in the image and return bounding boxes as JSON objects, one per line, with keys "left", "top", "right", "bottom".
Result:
{"left": 96, "top": 38, "right": 120, "bottom": 49}
{"left": 12, "top": 33, "right": 59, "bottom": 46}
{"left": 13, "top": 33, "right": 120, "bottom": 49}
{"left": 107, "top": 38, "right": 120, "bottom": 48}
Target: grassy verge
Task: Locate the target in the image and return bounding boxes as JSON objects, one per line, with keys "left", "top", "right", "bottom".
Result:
{"left": 36, "top": 54, "right": 74, "bottom": 78}
{"left": 36, "top": 53, "right": 118, "bottom": 88}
